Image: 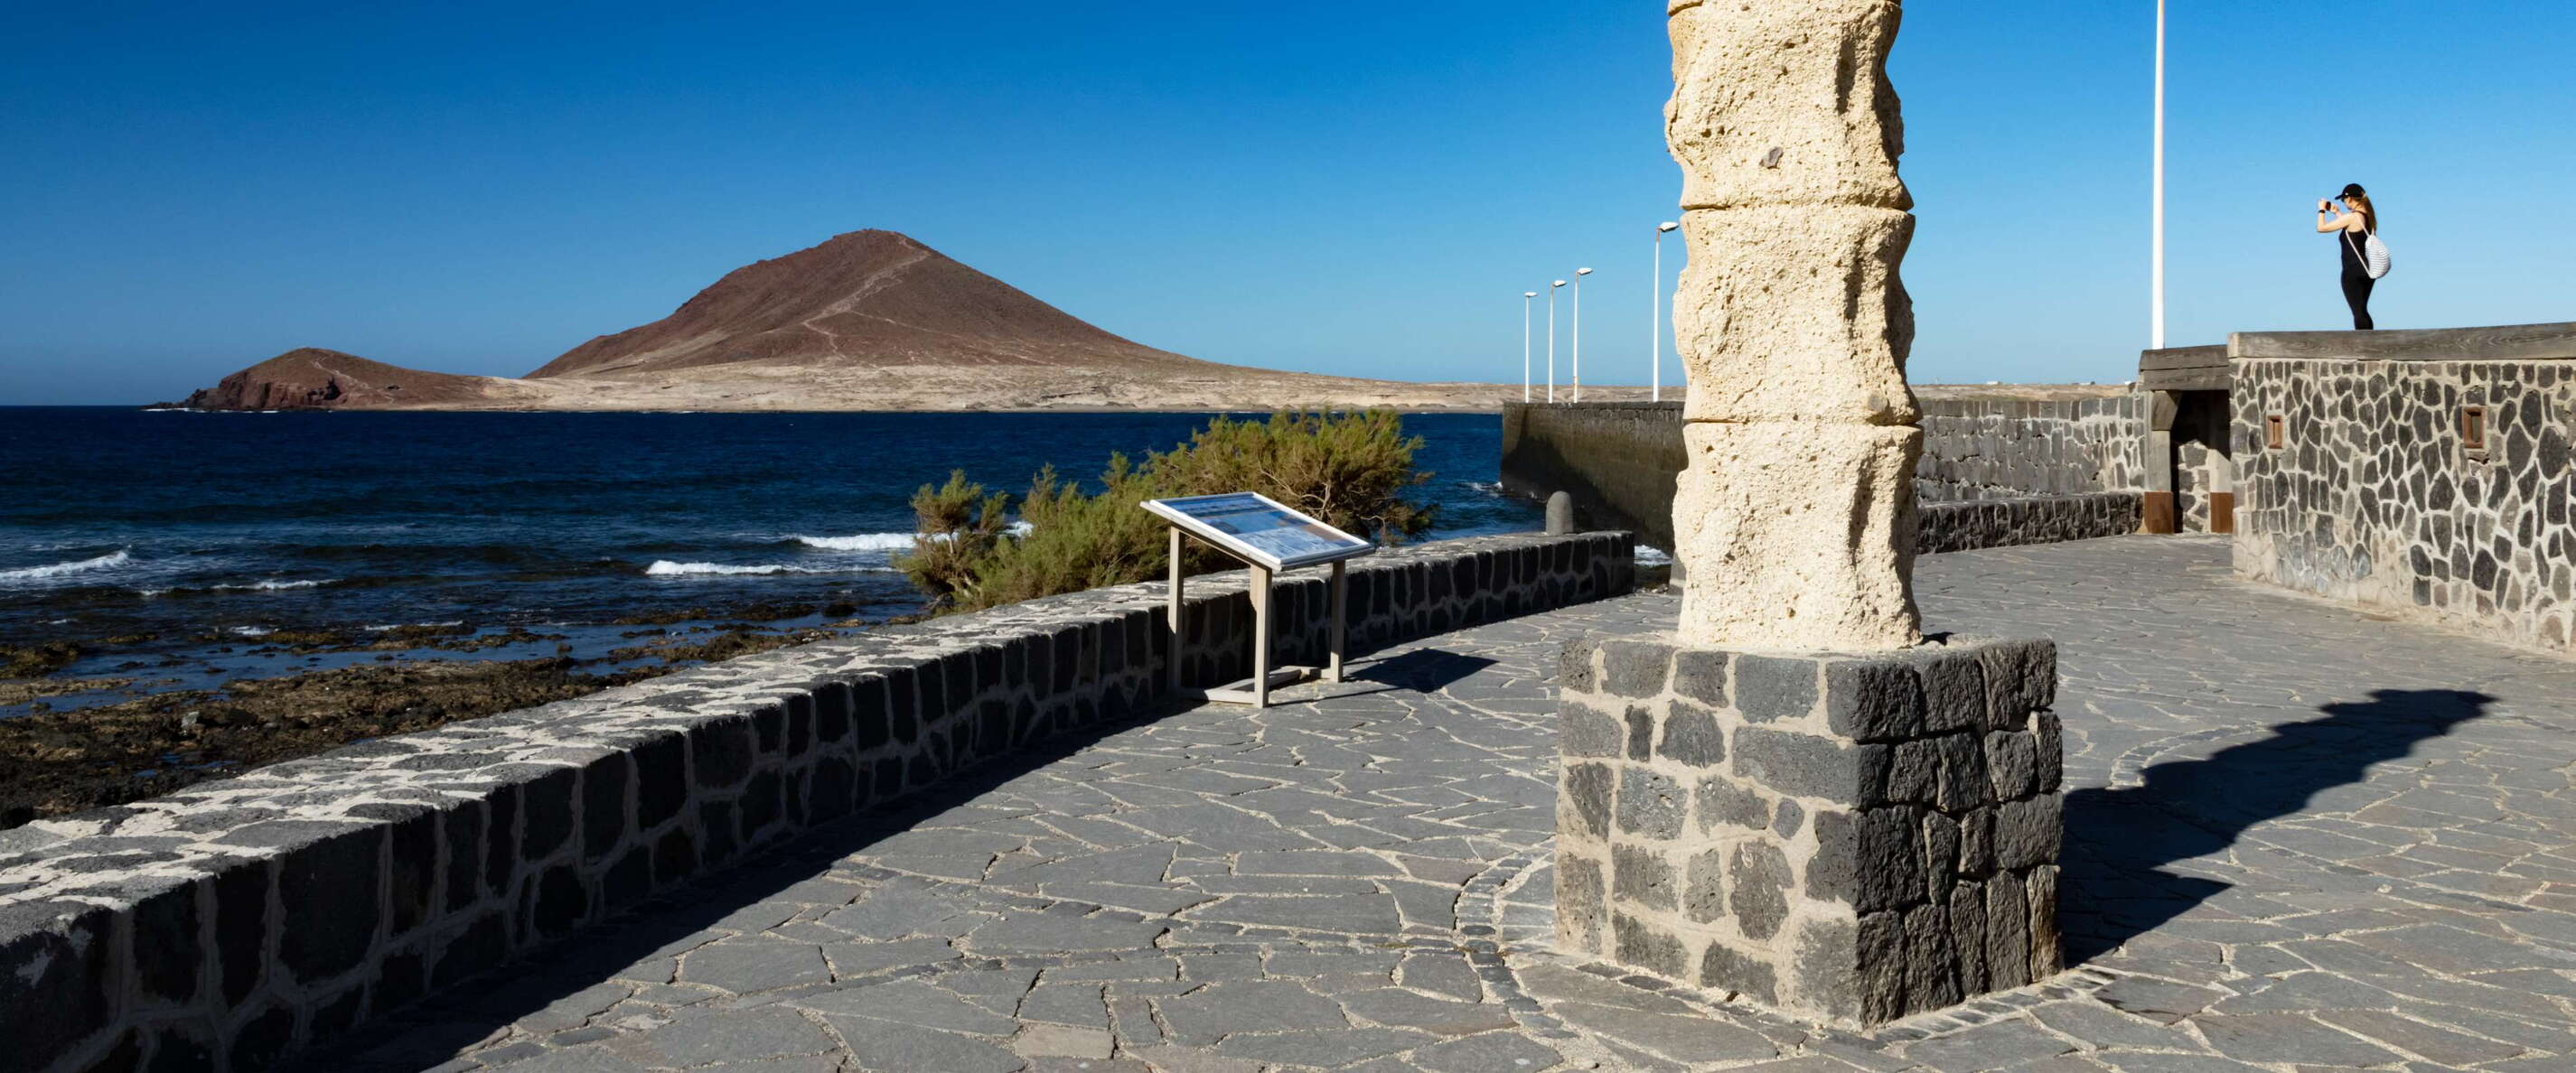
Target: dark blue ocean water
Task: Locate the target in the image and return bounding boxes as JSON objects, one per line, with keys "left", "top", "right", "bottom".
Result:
{"left": 0, "top": 408, "right": 1538, "bottom": 699}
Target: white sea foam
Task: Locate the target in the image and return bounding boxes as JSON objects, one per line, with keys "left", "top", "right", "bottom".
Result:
{"left": 793, "top": 533, "right": 915, "bottom": 552}
{"left": 229, "top": 626, "right": 274, "bottom": 637}
{"left": 647, "top": 559, "right": 901, "bottom": 577}
{"left": 0, "top": 549, "right": 132, "bottom": 583}
{"left": 1636, "top": 546, "right": 1673, "bottom": 566}
{"left": 794, "top": 523, "right": 1030, "bottom": 551}
{"left": 1460, "top": 481, "right": 1505, "bottom": 495}
{"left": 364, "top": 620, "right": 465, "bottom": 631}
{"left": 214, "top": 579, "right": 330, "bottom": 592}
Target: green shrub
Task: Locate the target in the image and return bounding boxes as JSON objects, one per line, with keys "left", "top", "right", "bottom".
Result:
{"left": 899, "top": 411, "right": 1434, "bottom": 612}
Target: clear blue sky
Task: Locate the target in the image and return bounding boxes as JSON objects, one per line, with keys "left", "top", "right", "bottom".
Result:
{"left": 3, "top": 1, "right": 2569, "bottom": 404}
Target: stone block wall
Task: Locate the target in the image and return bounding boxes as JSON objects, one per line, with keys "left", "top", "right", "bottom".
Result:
{"left": 1917, "top": 495, "right": 2142, "bottom": 556}
{"left": 1504, "top": 392, "right": 2147, "bottom": 562}
{"left": 1553, "top": 634, "right": 2064, "bottom": 1026}
{"left": 2234, "top": 355, "right": 2575, "bottom": 651}
{"left": 1915, "top": 394, "right": 2150, "bottom": 503}
{"left": 0, "top": 531, "right": 1634, "bottom": 1073}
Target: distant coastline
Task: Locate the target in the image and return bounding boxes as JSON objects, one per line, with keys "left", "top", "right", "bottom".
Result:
{"left": 159, "top": 229, "right": 1674, "bottom": 415}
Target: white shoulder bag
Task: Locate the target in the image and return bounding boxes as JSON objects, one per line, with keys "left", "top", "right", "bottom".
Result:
{"left": 2346, "top": 226, "right": 2392, "bottom": 280}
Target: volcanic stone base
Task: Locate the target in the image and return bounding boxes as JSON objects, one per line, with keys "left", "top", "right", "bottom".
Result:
{"left": 1553, "top": 633, "right": 2064, "bottom": 1027}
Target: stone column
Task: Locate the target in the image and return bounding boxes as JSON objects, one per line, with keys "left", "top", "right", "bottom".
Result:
{"left": 1554, "top": 0, "right": 2064, "bottom": 1027}
{"left": 1666, "top": 0, "right": 1922, "bottom": 652}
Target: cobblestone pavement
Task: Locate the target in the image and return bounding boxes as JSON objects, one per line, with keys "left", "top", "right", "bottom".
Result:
{"left": 314, "top": 536, "right": 2576, "bottom": 1073}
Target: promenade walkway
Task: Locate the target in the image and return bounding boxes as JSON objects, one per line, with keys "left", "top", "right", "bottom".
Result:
{"left": 313, "top": 537, "right": 2576, "bottom": 1072}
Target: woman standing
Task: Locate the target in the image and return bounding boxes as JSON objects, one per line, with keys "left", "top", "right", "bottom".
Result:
{"left": 2317, "top": 182, "right": 2380, "bottom": 330}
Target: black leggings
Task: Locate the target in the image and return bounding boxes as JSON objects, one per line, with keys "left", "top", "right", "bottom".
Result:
{"left": 2341, "top": 266, "right": 2375, "bottom": 331}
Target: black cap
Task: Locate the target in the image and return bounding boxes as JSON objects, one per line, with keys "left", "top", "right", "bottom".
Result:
{"left": 2338, "top": 182, "right": 2367, "bottom": 199}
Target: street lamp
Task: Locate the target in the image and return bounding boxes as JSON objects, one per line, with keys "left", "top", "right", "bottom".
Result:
{"left": 1653, "top": 222, "right": 1678, "bottom": 402}
{"left": 1522, "top": 291, "right": 1538, "bottom": 403}
{"left": 1572, "top": 267, "right": 1593, "bottom": 402}
{"left": 1547, "top": 280, "right": 1566, "bottom": 402}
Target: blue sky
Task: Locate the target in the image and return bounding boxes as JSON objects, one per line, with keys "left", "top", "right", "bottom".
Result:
{"left": 2, "top": 1, "right": 2569, "bottom": 404}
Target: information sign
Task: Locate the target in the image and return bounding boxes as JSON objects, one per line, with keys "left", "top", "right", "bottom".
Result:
{"left": 1142, "top": 492, "right": 1373, "bottom": 571}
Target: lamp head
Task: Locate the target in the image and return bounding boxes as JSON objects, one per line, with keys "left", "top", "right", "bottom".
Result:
{"left": 1658, "top": 221, "right": 1680, "bottom": 233}
{"left": 1523, "top": 291, "right": 1537, "bottom": 298}
{"left": 1552, "top": 280, "right": 1567, "bottom": 288}
{"left": 1576, "top": 267, "right": 1593, "bottom": 276}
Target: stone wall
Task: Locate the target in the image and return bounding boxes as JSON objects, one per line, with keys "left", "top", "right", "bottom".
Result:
{"left": 1917, "top": 495, "right": 2143, "bottom": 556}
{"left": 1915, "top": 394, "right": 2150, "bottom": 503}
{"left": 2233, "top": 339, "right": 2575, "bottom": 652}
{"left": 1501, "top": 403, "right": 1692, "bottom": 559}
{"left": 1503, "top": 392, "right": 2146, "bottom": 559}
{"left": 1552, "top": 633, "right": 2065, "bottom": 1026}
{"left": 0, "top": 531, "right": 1635, "bottom": 1073}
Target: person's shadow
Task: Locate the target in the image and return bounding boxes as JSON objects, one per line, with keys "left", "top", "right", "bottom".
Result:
{"left": 2060, "top": 688, "right": 2495, "bottom": 963}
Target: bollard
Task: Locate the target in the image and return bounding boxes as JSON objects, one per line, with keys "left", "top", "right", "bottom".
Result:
{"left": 1546, "top": 491, "right": 1575, "bottom": 536}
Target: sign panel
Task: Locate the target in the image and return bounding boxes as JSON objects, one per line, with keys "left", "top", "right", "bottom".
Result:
{"left": 1142, "top": 492, "right": 1374, "bottom": 570}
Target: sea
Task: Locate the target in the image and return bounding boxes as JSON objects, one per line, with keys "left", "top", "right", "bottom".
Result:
{"left": 0, "top": 407, "right": 1542, "bottom": 713}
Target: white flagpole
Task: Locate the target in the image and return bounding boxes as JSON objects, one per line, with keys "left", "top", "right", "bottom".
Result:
{"left": 2151, "top": 0, "right": 2167, "bottom": 350}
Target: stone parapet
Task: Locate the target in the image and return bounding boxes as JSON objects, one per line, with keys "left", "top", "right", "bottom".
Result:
{"left": 2232, "top": 340, "right": 2574, "bottom": 653}
{"left": 1916, "top": 494, "right": 2142, "bottom": 555}
{"left": 1503, "top": 397, "right": 2150, "bottom": 564}
{"left": 0, "top": 531, "right": 1634, "bottom": 1073}
{"left": 1553, "top": 632, "right": 2063, "bottom": 1026}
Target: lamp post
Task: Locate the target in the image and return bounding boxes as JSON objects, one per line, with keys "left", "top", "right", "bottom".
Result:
{"left": 2151, "top": 0, "right": 2166, "bottom": 350}
{"left": 1547, "top": 280, "right": 1566, "bottom": 402}
{"left": 1503, "top": 290, "right": 1524, "bottom": 404}
{"left": 1572, "top": 267, "right": 1593, "bottom": 402}
{"left": 1653, "top": 222, "right": 1678, "bottom": 402}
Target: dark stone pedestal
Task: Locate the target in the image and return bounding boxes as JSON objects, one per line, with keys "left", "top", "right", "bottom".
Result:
{"left": 1553, "top": 633, "right": 2064, "bottom": 1026}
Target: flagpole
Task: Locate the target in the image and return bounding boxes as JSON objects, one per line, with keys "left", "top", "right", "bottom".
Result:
{"left": 2151, "top": 0, "right": 2167, "bottom": 350}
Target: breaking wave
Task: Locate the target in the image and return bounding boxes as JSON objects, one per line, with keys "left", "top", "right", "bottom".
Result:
{"left": 792, "top": 533, "right": 915, "bottom": 552}
{"left": 793, "top": 523, "right": 1030, "bottom": 552}
{"left": 645, "top": 561, "right": 898, "bottom": 577}
{"left": 0, "top": 549, "right": 132, "bottom": 583}
{"left": 213, "top": 578, "right": 332, "bottom": 591}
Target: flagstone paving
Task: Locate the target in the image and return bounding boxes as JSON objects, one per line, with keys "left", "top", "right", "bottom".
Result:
{"left": 306, "top": 536, "right": 2576, "bottom": 1072}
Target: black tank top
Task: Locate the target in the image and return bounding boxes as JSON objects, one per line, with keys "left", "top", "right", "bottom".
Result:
{"left": 2337, "top": 219, "right": 2372, "bottom": 273}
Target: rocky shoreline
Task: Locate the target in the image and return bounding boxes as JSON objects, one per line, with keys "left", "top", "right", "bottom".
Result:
{"left": 0, "top": 601, "right": 902, "bottom": 828}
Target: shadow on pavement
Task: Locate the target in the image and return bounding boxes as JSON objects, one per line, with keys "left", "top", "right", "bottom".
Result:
{"left": 1350, "top": 648, "right": 1498, "bottom": 692}
{"left": 2059, "top": 688, "right": 2495, "bottom": 965}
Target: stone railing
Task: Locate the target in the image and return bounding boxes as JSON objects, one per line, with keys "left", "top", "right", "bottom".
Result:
{"left": 0, "top": 530, "right": 1635, "bottom": 1073}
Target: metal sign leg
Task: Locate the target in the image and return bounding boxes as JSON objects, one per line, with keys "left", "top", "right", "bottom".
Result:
{"left": 1251, "top": 564, "right": 1273, "bottom": 708}
{"left": 1328, "top": 560, "right": 1346, "bottom": 683}
{"left": 1167, "top": 526, "right": 1185, "bottom": 695}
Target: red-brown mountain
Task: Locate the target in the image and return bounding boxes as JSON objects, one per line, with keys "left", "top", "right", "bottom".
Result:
{"left": 173, "top": 349, "right": 501, "bottom": 411}
{"left": 528, "top": 229, "right": 1211, "bottom": 378}
{"left": 167, "top": 229, "right": 1580, "bottom": 411}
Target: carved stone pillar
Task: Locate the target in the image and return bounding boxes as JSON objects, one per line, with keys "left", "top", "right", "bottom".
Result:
{"left": 1555, "top": 0, "right": 2064, "bottom": 1026}
{"left": 1665, "top": 0, "right": 1922, "bottom": 651}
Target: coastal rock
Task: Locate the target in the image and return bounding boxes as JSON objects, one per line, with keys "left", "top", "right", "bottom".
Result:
{"left": 173, "top": 349, "right": 503, "bottom": 411}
